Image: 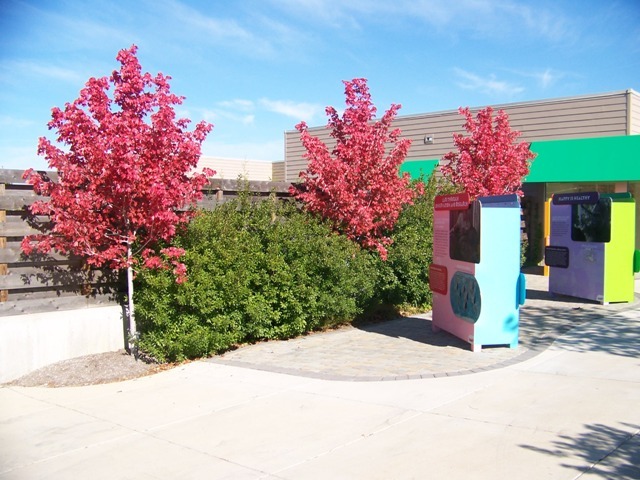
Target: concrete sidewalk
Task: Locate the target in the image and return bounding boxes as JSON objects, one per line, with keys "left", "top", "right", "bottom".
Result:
{"left": 1, "top": 276, "right": 640, "bottom": 479}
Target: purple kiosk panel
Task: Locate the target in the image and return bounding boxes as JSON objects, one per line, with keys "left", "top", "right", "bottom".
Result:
{"left": 548, "top": 193, "right": 605, "bottom": 301}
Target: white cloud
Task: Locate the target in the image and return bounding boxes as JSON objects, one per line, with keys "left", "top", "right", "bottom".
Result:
{"left": 25, "top": 0, "right": 136, "bottom": 51}
{"left": 506, "top": 67, "right": 569, "bottom": 89}
{"left": 0, "top": 115, "right": 35, "bottom": 128}
{"left": 201, "top": 108, "right": 255, "bottom": 125}
{"left": 172, "top": 97, "right": 318, "bottom": 134}
{"left": 156, "top": 0, "right": 253, "bottom": 42}
{"left": 151, "top": 0, "right": 279, "bottom": 58}
{"left": 259, "top": 98, "right": 323, "bottom": 121}
{"left": 217, "top": 99, "right": 255, "bottom": 111}
{"left": 266, "top": 0, "right": 576, "bottom": 44}
{"left": 534, "top": 68, "right": 566, "bottom": 89}
{"left": 535, "top": 69, "right": 554, "bottom": 89}
{"left": 267, "top": 0, "right": 364, "bottom": 29}
{"left": 198, "top": 100, "right": 257, "bottom": 126}
{"left": 454, "top": 68, "right": 525, "bottom": 97}
{"left": 518, "top": 68, "right": 565, "bottom": 89}
{"left": 195, "top": 108, "right": 216, "bottom": 124}
{"left": 2, "top": 60, "right": 85, "bottom": 84}
{"left": 511, "top": 4, "right": 576, "bottom": 43}
{"left": 270, "top": 0, "right": 471, "bottom": 26}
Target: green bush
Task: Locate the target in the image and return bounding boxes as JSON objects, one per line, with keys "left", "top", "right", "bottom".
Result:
{"left": 135, "top": 176, "right": 464, "bottom": 362}
{"left": 382, "top": 176, "right": 458, "bottom": 311}
{"left": 135, "top": 195, "right": 379, "bottom": 362}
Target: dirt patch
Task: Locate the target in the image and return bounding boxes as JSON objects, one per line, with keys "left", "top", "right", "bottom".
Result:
{"left": 5, "top": 350, "right": 175, "bottom": 388}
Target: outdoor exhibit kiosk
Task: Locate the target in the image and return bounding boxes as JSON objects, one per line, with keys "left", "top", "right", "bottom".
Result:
{"left": 546, "top": 192, "right": 639, "bottom": 304}
{"left": 429, "top": 192, "right": 526, "bottom": 352}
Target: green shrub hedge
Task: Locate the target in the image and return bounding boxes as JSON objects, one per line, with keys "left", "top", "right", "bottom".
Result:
{"left": 135, "top": 195, "right": 380, "bottom": 362}
{"left": 135, "top": 177, "right": 455, "bottom": 362}
{"left": 381, "top": 176, "right": 457, "bottom": 310}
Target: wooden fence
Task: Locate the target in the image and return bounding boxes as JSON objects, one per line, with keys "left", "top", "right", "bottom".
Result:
{"left": 0, "top": 169, "right": 292, "bottom": 316}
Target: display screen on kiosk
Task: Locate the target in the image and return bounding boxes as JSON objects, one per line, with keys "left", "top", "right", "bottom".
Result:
{"left": 571, "top": 197, "right": 611, "bottom": 243}
{"left": 449, "top": 202, "right": 481, "bottom": 264}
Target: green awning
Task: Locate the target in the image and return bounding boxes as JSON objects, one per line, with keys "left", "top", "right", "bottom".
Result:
{"left": 400, "top": 159, "right": 439, "bottom": 179}
{"left": 525, "top": 135, "right": 640, "bottom": 183}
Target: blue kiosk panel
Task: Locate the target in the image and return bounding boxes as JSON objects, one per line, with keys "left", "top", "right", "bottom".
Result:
{"left": 430, "top": 193, "right": 525, "bottom": 352}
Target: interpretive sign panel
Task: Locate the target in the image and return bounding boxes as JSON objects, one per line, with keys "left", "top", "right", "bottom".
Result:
{"left": 430, "top": 192, "right": 524, "bottom": 352}
{"left": 544, "top": 246, "right": 569, "bottom": 268}
{"left": 547, "top": 192, "right": 636, "bottom": 303}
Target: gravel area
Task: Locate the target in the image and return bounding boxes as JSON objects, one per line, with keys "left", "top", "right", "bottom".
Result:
{"left": 5, "top": 350, "right": 172, "bottom": 388}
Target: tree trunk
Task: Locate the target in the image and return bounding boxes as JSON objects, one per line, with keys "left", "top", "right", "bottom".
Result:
{"left": 126, "top": 245, "right": 137, "bottom": 357}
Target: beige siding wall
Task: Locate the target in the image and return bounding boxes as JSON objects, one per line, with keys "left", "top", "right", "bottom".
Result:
{"left": 271, "top": 161, "right": 285, "bottom": 182}
{"left": 284, "top": 90, "right": 636, "bottom": 183}
{"left": 285, "top": 130, "right": 328, "bottom": 183}
{"left": 628, "top": 89, "right": 640, "bottom": 134}
{"left": 197, "top": 156, "right": 280, "bottom": 181}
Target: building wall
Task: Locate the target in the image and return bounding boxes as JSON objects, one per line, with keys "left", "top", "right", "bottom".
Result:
{"left": 628, "top": 89, "right": 640, "bottom": 134}
{"left": 284, "top": 90, "right": 638, "bottom": 183}
{"left": 272, "top": 161, "right": 285, "bottom": 182}
{"left": 0, "top": 305, "right": 125, "bottom": 383}
{"left": 197, "top": 156, "right": 281, "bottom": 181}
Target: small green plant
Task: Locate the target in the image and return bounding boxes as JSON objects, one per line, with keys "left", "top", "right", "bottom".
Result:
{"left": 520, "top": 237, "right": 529, "bottom": 268}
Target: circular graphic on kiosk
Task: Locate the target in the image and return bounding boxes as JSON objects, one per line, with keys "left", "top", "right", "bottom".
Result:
{"left": 450, "top": 272, "right": 481, "bottom": 323}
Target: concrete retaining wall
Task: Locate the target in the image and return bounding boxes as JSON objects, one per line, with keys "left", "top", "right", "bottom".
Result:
{"left": 0, "top": 305, "right": 125, "bottom": 383}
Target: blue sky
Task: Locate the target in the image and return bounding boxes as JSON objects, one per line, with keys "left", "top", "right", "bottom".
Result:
{"left": 1, "top": 0, "right": 639, "bottom": 170}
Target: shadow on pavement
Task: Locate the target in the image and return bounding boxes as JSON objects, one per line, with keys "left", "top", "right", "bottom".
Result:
{"left": 524, "top": 286, "right": 597, "bottom": 304}
{"left": 356, "top": 316, "right": 471, "bottom": 350}
{"left": 520, "top": 290, "right": 640, "bottom": 357}
{"left": 520, "top": 423, "right": 640, "bottom": 479}
{"left": 355, "top": 280, "right": 640, "bottom": 357}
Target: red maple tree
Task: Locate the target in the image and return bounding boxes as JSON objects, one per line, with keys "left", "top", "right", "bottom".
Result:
{"left": 293, "top": 78, "right": 417, "bottom": 260}
{"left": 441, "top": 106, "right": 535, "bottom": 199}
{"left": 22, "top": 45, "right": 213, "bottom": 350}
